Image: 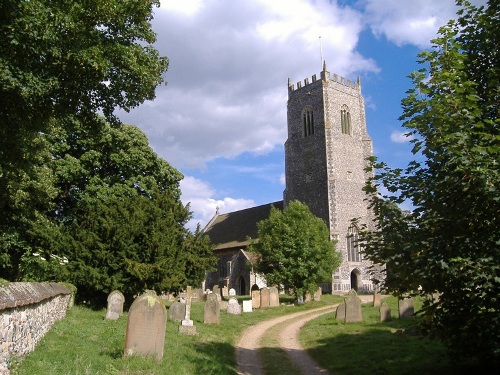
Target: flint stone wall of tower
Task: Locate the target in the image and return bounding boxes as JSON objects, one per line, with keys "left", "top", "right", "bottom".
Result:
{"left": 284, "top": 65, "right": 377, "bottom": 293}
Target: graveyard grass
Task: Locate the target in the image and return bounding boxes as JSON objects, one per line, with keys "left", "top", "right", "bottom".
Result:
{"left": 9, "top": 294, "right": 485, "bottom": 375}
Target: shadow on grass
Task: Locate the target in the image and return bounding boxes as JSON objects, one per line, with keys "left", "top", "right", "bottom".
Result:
{"left": 187, "top": 341, "right": 239, "bottom": 375}
{"left": 308, "top": 324, "right": 499, "bottom": 375}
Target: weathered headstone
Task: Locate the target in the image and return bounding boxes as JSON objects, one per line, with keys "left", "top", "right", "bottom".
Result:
{"left": 242, "top": 300, "right": 252, "bottom": 313}
{"left": 105, "top": 290, "right": 125, "bottom": 320}
{"left": 260, "top": 287, "right": 270, "bottom": 308}
{"left": 169, "top": 301, "right": 186, "bottom": 322}
{"left": 398, "top": 297, "right": 414, "bottom": 318}
{"left": 204, "top": 293, "right": 220, "bottom": 324}
{"left": 314, "top": 287, "right": 322, "bottom": 301}
{"left": 380, "top": 302, "right": 392, "bottom": 321}
{"left": 124, "top": 290, "right": 166, "bottom": 360}
{"left": 227, "top": 297, "right": 241, "bottom": 315}
{"left": 179, "top": 286, "right": 197, "bottom": 335}
{"left": 213, "top": 285, "right": 220, "bottom": 296}
{"left": 222, "top": 286, "right": 229, "bottom": 299}
{"left": 345, "top": 289, "right": 363, "bottom": 323}
{"left": 305, "top": 292, "right": 312, "bottom": 303}
{"left": 335, "top": 303, "right": 346, "bottom": 321}
{"left": 297, "top": 295, "right": 304, "bottom": 305}
{"left": 269, "top": 286, "right": 279, "bottom": 307}
{"left": 229, "top": 288, "right": 236, "bottom": 296}
{"left": 251, "top": 289, "right": 261, "bottom": 309}
{"left": 373, "top": 288, "right": 381, "bottom": 307}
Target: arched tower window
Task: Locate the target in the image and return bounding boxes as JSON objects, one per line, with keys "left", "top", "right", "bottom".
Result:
{"left": 347, "top": 226, "right": 361, "bottom": 262}
{"left": 302, "top": 106, "right": 314, "bottom": 137}
{"left": 341, "top": 104, "right": 352, "bottom": 135}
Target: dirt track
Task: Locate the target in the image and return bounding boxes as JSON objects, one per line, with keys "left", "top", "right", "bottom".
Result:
{"left": 236, "top": 296, "right": 372, "bottom": 375}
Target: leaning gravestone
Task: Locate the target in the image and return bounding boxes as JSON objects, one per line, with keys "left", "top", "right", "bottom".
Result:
{"left": 380, "top": 302, "right": 392, "bottom": 321}
{"left": 398, "top": 297, "right": 414, "bottom": 318}
{"left": 269, "top": 286, "right": 279, "bottom": 307}
{"left": 345, "top": 289, "right": 363, "bottom": 323}
{"left": 335, "top": 303, "right": 346, "bottom": 322}
{"left": 168, "top": 301, "right": 186, "bottom": 321}
{"left": 373, "top": 288, "right": 381, "bottom": 307}
{"left": 124, "top": 290, "right": 166, "bottom": 360}
{"left": 227, "top": 297, "right": 242, "bottom": 315}
{"left": 260, "top": 287, "right": 270, "bottom": 308}
{"left": 204, "top": 293, "right": 220, "bottom": 324}
{"left": 105, "top": 290, "right": 125, "bottom": 320}
{"left": 251, "top": 289, "right": 261, "bottom": 309}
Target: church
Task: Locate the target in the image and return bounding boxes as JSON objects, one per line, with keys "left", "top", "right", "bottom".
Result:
{"left": 203, "top": 63, "right": 379, "bottom": 295}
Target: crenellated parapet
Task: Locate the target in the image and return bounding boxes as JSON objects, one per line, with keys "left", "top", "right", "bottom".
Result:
{"left": 288, "top": 61, "right": 361, "bottom": 94}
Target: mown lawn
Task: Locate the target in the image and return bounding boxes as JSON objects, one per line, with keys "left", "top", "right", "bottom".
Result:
{"left": 10, "top": 294, "right": 495, "bottom": 374}
{"left": 300, "top": 295, "right": 497, "bottom": 375}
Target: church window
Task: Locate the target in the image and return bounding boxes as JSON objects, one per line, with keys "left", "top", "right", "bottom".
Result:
{"left": 341, "top": 105, "right": 352, "bottom": 135}
{"left": 347, "top": 226, "right": 361, "bottom": 262}
{"left": 302, "top": 106, "right": 314, "bottom": 137}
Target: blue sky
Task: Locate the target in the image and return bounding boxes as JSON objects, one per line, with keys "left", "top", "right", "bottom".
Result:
{"left": 117, "top": 0, "right": 485, "bottom": 230}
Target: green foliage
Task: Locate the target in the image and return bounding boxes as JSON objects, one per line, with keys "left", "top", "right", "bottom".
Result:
{"left": 47, "top": 119, "right": 214, "bottom": 305}
{"left": 249, "top": 200, "right": 341, "bottom": 299}
{"left": 359, "top": 0, "right": 499, "bottom": 361}
{"left": 0, "top": 0, "right": 168, "bottom": 281}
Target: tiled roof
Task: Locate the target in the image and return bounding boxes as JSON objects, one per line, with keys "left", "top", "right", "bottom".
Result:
{"left": 203, "top": 201, "right": 284, "bottom": 250}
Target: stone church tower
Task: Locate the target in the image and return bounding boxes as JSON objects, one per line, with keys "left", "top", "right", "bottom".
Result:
{"left": 284, "top": 62, "right": 377, "bottom": 293}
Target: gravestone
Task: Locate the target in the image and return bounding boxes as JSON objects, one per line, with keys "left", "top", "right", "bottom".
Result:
{"left": 314, "top": 287, "right": 322, "bottom": 301}
{"left": 335, "top": 303, "right": 346, "bottom": 321}
{"left": 204, "top": 293, "right": 220, "bottom": 324}
{"left": 105, "top": 290, "right": 125, "bottom": 320}
{"left": 398, "top": 297, "right": 414, "bottom": 318}
{"left": 251, "top": 289, "right": 261, "bottom": 309}
{"left": 269, "top": 286, "right": 279, "bottom": 307}
{"left": 242, "top": 300, "right": 252, "bottom": 313}
{"left": 227, "top": 297, "right": 241, "bottom": 315}
{"left": 213, "top": 285, "right": 220, "bottom": 296}
{"left": 373, "top": 288, "right": 381, "bottom": 307}
{"left": 169, "top": 301, "right": 186, "bottom": 322}
{"left": 380, "top": 302, "right": 392, "bottom": 321}
{"left": 297, "top": 295, "right": 304, "bottom": 305}
{"left": 124, "top": 290, "right": 166, "bottom": 360}
{"left": 305, "top": 293, "right": 312, "bottom": 303}
{"left": 179, "top": 286, "right": 197, "bottom": 335}
{"left": 345, "top": 289, "right": 363, "bottom": 323}
{"left": 260, "top": 287, "right": 270, "bottom": 308}
{"left": 222, "top": 286, "right": 228, "bottom": 299}
{"left": 229, "top": 288, "right": 236, "bottom": 296}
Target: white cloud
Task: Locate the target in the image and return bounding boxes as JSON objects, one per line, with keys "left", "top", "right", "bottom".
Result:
{"left": 390, "top": 130, "right": 413, "bottom": 143}
{"left": 180, "top": 176, "right": 254, "bottom": 231}
{"left": 118, "top": 0, "right": 378, "bottom": 170}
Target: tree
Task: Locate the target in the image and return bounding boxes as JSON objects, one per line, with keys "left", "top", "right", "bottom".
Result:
{"left": 359, "top": 0, "right": 499, "bottom": 361}
{"left": 0, "top": 0, "right": 168, "bottom": 280}
{"left": 42, "top": 119, "right": 215, "bottom": 305}
{"left": 249, "top": 200, "right": 341, "bottom": 300}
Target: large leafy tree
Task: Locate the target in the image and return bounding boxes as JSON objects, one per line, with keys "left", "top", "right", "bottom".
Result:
{"left": 0, "top": 0, "right": 168, "bottom": 280}
{"left": 39, "top": 120, "right": 215, "bottom": 305}
{"left": 249, "top": 200, "right": 341, "bottom": 300}
{"left": 360, "top": 0, "right": 499, "bottom": 360}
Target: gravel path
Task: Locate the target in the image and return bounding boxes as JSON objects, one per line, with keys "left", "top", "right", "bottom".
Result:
{"left": 236, "top": 296, "right": 372, "bottom": 375}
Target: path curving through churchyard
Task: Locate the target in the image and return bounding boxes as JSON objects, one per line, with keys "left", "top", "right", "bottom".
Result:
{"left": 236, "top": 295, "right": 372, "bottom": 375}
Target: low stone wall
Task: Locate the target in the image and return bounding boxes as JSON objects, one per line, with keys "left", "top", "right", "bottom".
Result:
{"left": 0, "top": 282, "right": 71, "bottom": 374}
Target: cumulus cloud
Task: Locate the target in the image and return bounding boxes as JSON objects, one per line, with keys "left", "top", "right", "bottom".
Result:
{"left": 180, "top": 176, "right": 254, "bottom": 231}
{"left": 390, "top": 130, "right": 414, "bottom": 143}
{"left": 361, "top": 0, "right": 487, "bottom": 48}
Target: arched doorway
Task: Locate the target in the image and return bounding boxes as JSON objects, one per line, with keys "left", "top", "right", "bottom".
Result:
{"left": 238, "top": 276, "right": 246, "bottom": 296}
{"left": 350, "top": 269, "right": 361, "bottom": 292}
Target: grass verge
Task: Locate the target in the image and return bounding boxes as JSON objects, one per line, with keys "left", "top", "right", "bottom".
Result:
{"left": 10, "top": 294, "right": 329, "bottom": 375}
{"left": 300, "top": 296, "right": 496, "bottom": 375}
